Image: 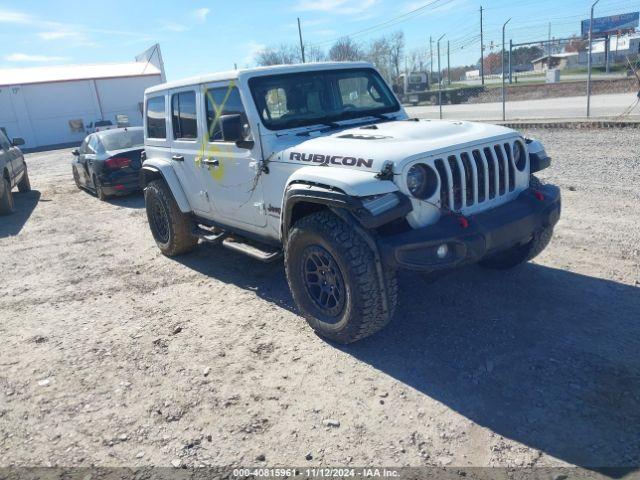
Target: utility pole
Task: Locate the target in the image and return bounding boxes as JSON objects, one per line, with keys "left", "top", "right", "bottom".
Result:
{"left": 605, "top": 34, "right": 610, "bottom": 73}
{"left": 447, "top": 40, "right": 451, "bottom": 86}
{"left": 297, "top": 17, "right": 306, "bottom": 63}
{"left": 430, "top": 36, "right": 434, "bottom": 85}
{"left": 234, "top": 63, "right": 238, "bottom": 70}
{"left": 587, "top": 0, "right": 600, "bottom": 117}
{"left": 547, "top": 22, "right": 551, "bottom": 71}
{"left": 437, "top": 33, "right": 446, "bottom": 119}
{"left": 509, "top": 39, "right": 513, "bottom": 84}
{"left": 502, "top": 18, "right": 511, "bottom": 121}
{"left": 480, "top": 6, "right": 485, "bottom": 85}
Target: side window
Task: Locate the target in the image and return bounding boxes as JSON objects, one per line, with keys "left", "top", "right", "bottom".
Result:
{"left": 171, "top": 91, "right": 198, "bottom": 141}
{"left": 146, "top": 96, "right": 166, "bottom": 139}
{"left": 87, "top": 135, "right": 99, "bottom": 153}
{"left": 0, "top": 130, "right": 11, "bottom": 150}
{"left": 79, "top": 138, "right": 89, "bottom": 154}
{"left": 205, "top": 86, "right": 249, "bottom": 142}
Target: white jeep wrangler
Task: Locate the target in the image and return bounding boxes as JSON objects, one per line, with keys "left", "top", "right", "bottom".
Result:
{"left": 141, "top": 62, "right": 560, "bottom": 343}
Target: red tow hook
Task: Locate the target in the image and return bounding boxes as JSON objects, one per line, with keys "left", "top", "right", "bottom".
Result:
{"left": 458, "top": 216, "right": 470, "bottom": 229}
{"left": 534, "top": 190, "right": 545, "bottom": 201}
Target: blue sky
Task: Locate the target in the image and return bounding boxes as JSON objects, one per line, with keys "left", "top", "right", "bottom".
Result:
{"left": 0, "top": 0, "right": 635, "bottom": 79}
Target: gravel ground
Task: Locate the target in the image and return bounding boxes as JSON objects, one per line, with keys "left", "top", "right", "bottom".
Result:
{"left": 1, "top": 128, "right": 639, "bottom": 471}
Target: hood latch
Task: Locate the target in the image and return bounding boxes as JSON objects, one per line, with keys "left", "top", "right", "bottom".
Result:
{"left": 375, "top": 162, "right": 395, "bottom": 181}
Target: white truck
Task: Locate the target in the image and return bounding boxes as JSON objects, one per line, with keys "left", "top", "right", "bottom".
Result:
{"left": 140, "top": 62, "right": 560, "bottom": 343}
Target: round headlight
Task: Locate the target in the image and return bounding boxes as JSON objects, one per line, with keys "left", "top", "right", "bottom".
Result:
{"left": 406, "top": 163, "right": 438, "bottom": 199}
{"left": 514, "top": 140, "right": 527, "bottom": 171}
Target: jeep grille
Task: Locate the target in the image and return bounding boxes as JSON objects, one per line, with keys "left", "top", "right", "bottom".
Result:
{"left": 433, "top": 141, "right": 525, "bottom": 212}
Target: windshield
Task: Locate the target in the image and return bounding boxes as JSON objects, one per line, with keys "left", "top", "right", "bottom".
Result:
{"left": 249, "top": 68, "right": 400, "bottom": 131}
{"left": 100, "top": 129, "right": 144, "bottom": 151}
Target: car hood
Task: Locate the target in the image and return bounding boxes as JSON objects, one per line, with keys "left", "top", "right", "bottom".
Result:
{"left": 278, "top": 119, "right": 518, "bottom": 172}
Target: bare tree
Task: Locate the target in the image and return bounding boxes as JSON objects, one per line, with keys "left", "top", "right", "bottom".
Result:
{"left": 565, "top": 35, "right": 588, "bottom": 53}
{"left": 407, "top": 46, "right": 429, "bottom": 73}
{"left": 366, "top": 37, "right": 393, "bottom": 82}
{"left": 388, "top": 31, "right": 405, "bottom": 80}
{"left": 305, "top": 45, "right": 327, "bottom": 63}
{"left": 328, "top": 37, "right": 363, "bottom": 62}
{"left": 255, "top": 44, "right": 301, "bottom": 66}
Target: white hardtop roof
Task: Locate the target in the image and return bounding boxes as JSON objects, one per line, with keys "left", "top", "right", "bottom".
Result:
{"left": 145, "top": 61, "right": 374, "bottom": 95}
{"left": 0, "top": 61, "right": 161, "bottom": 87}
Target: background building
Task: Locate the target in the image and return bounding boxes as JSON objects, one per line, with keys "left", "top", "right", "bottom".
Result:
{"left": 531, "top": 52, "right": 580, "bottom": 72}
{"left": 0, "top": 44, "right": 165, "bottom": 150}
{"left": 578, "top": 33, "right": 640, "bottom": 66}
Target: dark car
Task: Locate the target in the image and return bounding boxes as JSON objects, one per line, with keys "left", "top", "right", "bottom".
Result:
{"left": 71, "top": 127, "right": 144, "bottom": 200}
{"left": 0, "top": 129, "right": 31, "bottom": 215}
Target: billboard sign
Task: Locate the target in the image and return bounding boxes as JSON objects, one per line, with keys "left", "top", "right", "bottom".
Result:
{"left": 582, "top": 12, "right": 639, "bottom": 37}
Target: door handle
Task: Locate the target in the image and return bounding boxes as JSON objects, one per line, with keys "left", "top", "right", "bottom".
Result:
{"left": 172, "top": 154, "right": 184, "bottom": 162}
{"left": 202, "top": 158, "right": 219, "bottom": 167}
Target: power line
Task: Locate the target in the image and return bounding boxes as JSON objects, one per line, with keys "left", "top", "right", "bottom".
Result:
{"left": 307, "top": 0, "right": 457, "bottom": 47}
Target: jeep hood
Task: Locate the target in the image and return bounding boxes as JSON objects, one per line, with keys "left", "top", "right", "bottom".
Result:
{"left": 278, "top": 119, "right": 518, "bottom": 172}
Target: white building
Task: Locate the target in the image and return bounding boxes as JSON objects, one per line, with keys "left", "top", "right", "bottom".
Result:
{"left": 578, "top": 33, "right": 640, "bottom": 66}
{"left": 531, "top": 52, "right": 580, "bottom": 72}
{"left": 0, "top": 44, "right": 165, "bottom": 150}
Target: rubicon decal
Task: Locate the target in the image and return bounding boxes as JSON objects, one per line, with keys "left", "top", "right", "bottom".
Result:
{"left": 290, "top": 152, "right": 374, "bottom": 169}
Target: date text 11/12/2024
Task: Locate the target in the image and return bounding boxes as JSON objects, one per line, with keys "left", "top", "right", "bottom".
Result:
{"left": 233, "top": 467, "right": 400, "bottom": 477}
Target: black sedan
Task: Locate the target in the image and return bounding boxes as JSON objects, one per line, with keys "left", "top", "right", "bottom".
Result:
{"left": 71, "top": 127, "right": 144, "bottom": 200}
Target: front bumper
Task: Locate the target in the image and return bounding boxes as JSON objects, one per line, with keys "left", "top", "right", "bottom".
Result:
{"left": 377, "top": 184, "right": 561, "bottom": 272}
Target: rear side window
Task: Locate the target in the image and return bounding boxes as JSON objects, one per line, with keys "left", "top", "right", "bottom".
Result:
{"left": 205, "top": 86, "right": 248, "bottom": 142}
{"left": 172, "top": 91, "right": 198, "bottom": 140}
{"left": 146, "top": 96, "right": 166, "bottom": 139}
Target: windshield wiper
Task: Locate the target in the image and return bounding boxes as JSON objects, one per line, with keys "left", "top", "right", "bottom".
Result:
{"left": 370, "top": 113, "right": 393, "bottom": 122}
{"left": 294, "top": 120, "right": 343, "bottom": 136}
{"left": 321, "top": 121, "right": 341, "bottom": 128}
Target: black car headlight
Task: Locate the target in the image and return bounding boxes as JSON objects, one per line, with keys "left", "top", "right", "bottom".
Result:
{"left": 406, "top": 163, "right": 438, "bottom": 199}
{"left": 514, "top": 140, "right": 527, "bottom": 171}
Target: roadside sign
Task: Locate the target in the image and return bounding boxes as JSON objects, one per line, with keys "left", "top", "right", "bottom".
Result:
{"left": 582, "top": 12, "right": 639, "bottom": 37}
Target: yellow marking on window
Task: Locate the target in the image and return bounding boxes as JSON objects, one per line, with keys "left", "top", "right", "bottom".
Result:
{"left": 197, "top": 81, "right": 238, "bottom": 182}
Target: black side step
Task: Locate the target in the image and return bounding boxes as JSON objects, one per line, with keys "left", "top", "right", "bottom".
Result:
{"left": 194, "top": 225, "right": 228, "bottom": 245}
{"left": 222, "top": 237, "right": 283, "bottom": 263}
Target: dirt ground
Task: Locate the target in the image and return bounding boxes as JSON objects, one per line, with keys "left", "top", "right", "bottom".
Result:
{"left": 1, "top": 128, "right": 639, "bottom": 471}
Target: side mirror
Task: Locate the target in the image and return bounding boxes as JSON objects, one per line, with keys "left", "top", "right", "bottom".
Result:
{"left": 71, "top": 148, "right": 80, "bottom": 156}
{"left": 219, "top": 114, "right": 255, "bottom": 149}
{"left": 11, "top": 138, "right": 25, "bottom": 147}
{"left": 220, "top": 114, "right": 243, "bottom": 143}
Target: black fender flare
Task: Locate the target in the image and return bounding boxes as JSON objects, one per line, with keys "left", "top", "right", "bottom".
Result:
{"left": 139, "top": 164, "right": 192, "bottom": 213}
{"left": 281, "top": 182, "right": 412, "bottom": 241}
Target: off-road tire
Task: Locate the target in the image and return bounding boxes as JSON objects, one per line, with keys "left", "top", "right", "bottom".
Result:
{"left": 285, "top": 210, "right": 397, "bottom": 344}
{"left": 92, "top": 175, "right": 107, "bottom": 201}
{"left": 144, "top": 179, "right": 197, "bottom": 257}
{"left": 72, "top": 167, "right": 82, "bottom": 189}
{"left": 17, "top": 165, "right": 31, "bottom": 193}
{"left": 0, "top": 176, "right": 14, "bottom": 215}
{"left": 479, "top": 174, "right": 553, "bottom": 270}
